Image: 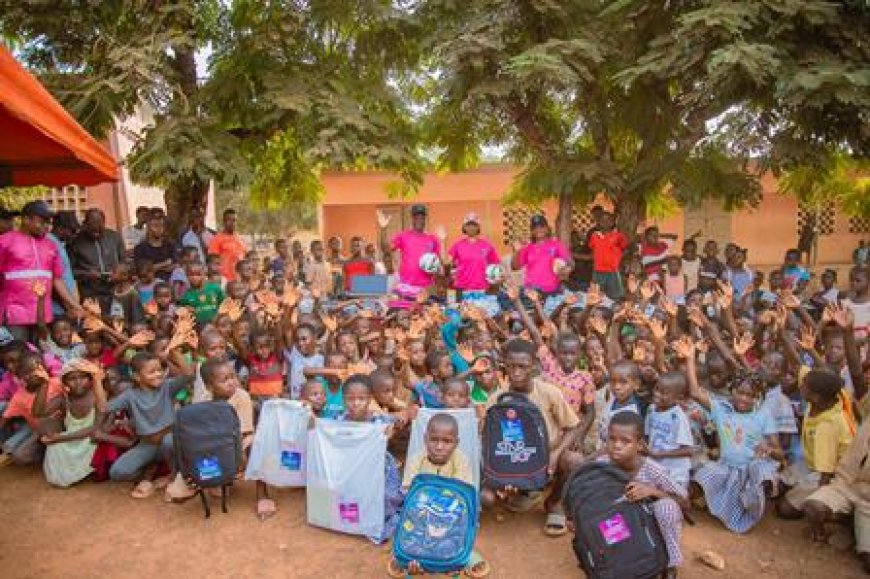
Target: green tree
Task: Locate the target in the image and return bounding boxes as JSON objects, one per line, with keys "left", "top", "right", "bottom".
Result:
{"left": 409, "top": 0, "right": 869, "bottom": 241}
{"left": 1, "top": 0, "right": 423, "bottom": 234}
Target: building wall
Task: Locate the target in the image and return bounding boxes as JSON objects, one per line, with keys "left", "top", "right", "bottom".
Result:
{"left": 320, "top": 165, "right": 865, "bottom": 276}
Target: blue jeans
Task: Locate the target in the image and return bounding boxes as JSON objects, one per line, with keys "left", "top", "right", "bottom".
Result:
{"left": 109, "top": 434, "right": 174, "bottom": 481}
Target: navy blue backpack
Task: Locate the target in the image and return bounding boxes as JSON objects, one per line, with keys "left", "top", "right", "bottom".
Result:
{"left": 393, "top": 474, "right": 479, "bottom": 573}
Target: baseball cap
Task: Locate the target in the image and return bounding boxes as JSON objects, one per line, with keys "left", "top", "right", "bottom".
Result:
{"left": 410, "top": 204, "right": 427, "bottom": 216}
{"left": 463, "top": 212, "right": 480, "bottom": 226}
{"left": 530, "top": 214, "right": 548, "bottom": 228}
{"left": 21, "top": 200, "right": 54, "bottom": 219}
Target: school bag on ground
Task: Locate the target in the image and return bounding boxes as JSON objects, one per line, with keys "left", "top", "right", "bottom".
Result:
{"left": 306, "top": 419, "right": 387, "bottom": 538}
{"left": 245, "top": 399, "right": 308, "bottom": 487}
{"left": 482, "top": 392, "right": 549, "bottom": 491}
{"left": 173, "top": 400, "right": 242, "bottom": 518}
{"left": 393, "top": 474, "right": 479, "bottom": 574}
{"left": 408, "top": 407, "right": 480, "bottom": 488}
{"left": 563, "top": 461, "right": 668, "bottom": 579}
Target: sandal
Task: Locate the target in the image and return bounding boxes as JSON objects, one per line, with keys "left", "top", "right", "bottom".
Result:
{"left": 386, "top": 558, "right": 406, "bottom": 578}
{"left": 464, "top": 553, "right": 491, "bottom": 578}
{"left": 131, "top": 480, "right": 155, "bottom": 499}
{"left": 505, "top": 491, "right": 546, "bottom": 513}
{"left": 256, "top": 498, "right": 277, "bottom": 521}
{"left": 164, "top": 474, "right": 197, "bottom": 503}
{"left": 544, "top": 512, "right": 568, "bottom": 537}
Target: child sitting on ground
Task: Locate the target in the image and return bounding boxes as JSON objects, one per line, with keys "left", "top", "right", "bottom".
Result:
{"left": 596, "top": 411, "right": 688, "bottom": 579}
{"left": 678, "top": 337, "right": 782, "bottom": 533}
{"left": 390, "top": 413, "right": 490, "bottom": 578}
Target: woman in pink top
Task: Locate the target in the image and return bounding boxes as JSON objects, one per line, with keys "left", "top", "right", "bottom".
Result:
{"left": 512, "top": 214, "right": 573, "bottom": 295}
{"left": 447, "top": 213, "right": 500, "bottom": 297}
{"left": 378, "top": 204, "right": 441, "bottom": 300}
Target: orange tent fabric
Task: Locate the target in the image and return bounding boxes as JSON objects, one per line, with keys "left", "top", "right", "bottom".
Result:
{"left": 0, "top": 44, "right": 118, "bottom": 187}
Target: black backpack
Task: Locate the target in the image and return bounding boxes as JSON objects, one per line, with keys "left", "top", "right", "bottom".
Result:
{"left": 482, "top": 391, "right": 549, "bottom": 491}
{"left": 563, "top": 461, "right": 668, "bottom": 579}
{"left": 174, "top": 401, "right": 242, "bottom": 518}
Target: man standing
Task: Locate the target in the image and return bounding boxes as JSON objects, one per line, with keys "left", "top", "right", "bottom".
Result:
{"left": 588, "top": 211, "right": 629, "bottom": 300}
{"left": 134, "top": 214, "right": 176, "bottom": 281}
{"left": 208, "top": 209, "right": 247, "bottom": 282}
{"left": 378, "top": 204, "right": 441, "bottom": 300}
{"left": 0, "top": 201, "right": 82, "bottom": 341}
{"left": 69, "top": 208, "right": 126, "bottom": 313}
{"left": 49, "top": 211, "right": 80, "bottom": 316}
{"left": 512, "top": 214, "right": 573, "bottom": 296}
{"left": 180, "top": 207, "right": 214, "bottom": 265}
{"left": 121, "top": 205, "right": 150, "bottom": 252}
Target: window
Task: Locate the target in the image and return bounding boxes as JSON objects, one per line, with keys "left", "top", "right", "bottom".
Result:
{"left": 796, "top": 204, "right": 835, "bottom": 237}
{"left": 502, "top": 206, "right": 537, "bottom": 245}
{"left": 571, "top": 204, "right": 596, "bottom": 233}
{"left": 43, "top": 185, "right": 88, "bottom": 219}
{"left": 849, "top": 215, "right": 870, "bottom": 235}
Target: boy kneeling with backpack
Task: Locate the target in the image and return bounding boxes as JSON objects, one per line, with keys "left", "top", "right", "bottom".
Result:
{"left": 480, "top": 339, "right": 585, "bottom": 537}
{"left": 565, "top": 412, "right": 688, "bottom": 578}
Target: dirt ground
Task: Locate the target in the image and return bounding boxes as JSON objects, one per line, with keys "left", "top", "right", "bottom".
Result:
{"left": 0, "top": 466, "right": 864, "bottom": 579}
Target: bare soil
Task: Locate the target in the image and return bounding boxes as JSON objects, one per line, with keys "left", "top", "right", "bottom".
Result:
{"left": 0, "top": 467, "right": 864, "bottom": 578}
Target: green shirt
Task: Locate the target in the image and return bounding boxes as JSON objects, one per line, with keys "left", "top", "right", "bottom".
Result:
{"left": 179, "top": 283, "right": 224, "bottom": 323}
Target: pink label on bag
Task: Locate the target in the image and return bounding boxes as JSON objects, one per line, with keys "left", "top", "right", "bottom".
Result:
{"left": 339, "top": 501, "right": 359, "bottom": 524}
{"left": 598, "top": 513, "right": 631, "bottom": 545}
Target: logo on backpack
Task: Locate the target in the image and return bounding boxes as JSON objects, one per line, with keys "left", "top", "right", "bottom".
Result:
{"left": 599, "top": 513, "right": 632, "bottom": 545}
{"left": 496, "top": 410, "right": 537, "bottom": 463}
{"left": 195, "top": 455, "right": 223, "bottom": 481}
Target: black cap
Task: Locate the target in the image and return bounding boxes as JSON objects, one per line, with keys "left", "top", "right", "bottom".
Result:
{"left": 53, "top": 210, "right": 80, "bottom": 231}
{"left": 21, "top": 200, "right": 54, "bottom": 219}
{"left": 0, "top": 207, "right": 20, "bottom": 220}
{"left": 410, "top": 204, "right": 427, "bottom": 216}
{"left": 530, "top": 214, "right": 548, "bottom": 228}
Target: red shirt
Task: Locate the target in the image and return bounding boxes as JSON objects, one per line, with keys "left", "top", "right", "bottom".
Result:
{"left": 343, "top": 259, "right": 375, "bottom": 291}
{"left": 588, "top": 230, "right": 628, "bottom": 273}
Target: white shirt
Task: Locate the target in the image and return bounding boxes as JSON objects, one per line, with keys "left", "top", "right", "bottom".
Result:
{"left": 760, "top": 385, "right": 798, "bottom": 435}
{"left": 645, "top": 404, "right": 694, "bottom": 485}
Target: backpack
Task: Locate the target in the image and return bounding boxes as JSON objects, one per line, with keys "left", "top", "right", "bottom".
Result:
{"left": 482, "top": 391, "right": 549, "bottom": 491}
{"left": 173, "top": 401, "right": 242, "bottom": 518}
{"left": 563, "top": 461, "right": 668, "bottom": 579}
{"left": 393, "top": 474, "right": 479, "bottom": 573}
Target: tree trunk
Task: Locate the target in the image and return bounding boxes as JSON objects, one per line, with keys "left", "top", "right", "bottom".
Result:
{"left": 555, "top": 193, "right": 573, "bottom": 246}
{"left": 164, "top": 178, "right": 208, "bottom": 239}
{"left": 615, "top": 193, "right": 645, "bottom": 246}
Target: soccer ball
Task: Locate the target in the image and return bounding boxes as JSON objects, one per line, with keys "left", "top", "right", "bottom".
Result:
{"left": 485, "top": 264, "right": 505, "bottom": 284}
{"left": 552, "top": 258, "right": 567, "bottom": 274}
{"left": 419, "top": 252, "right": 442, "bottom": 274}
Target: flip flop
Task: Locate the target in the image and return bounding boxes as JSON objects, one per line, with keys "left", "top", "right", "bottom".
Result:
{"left": 131, "top": 480, "right": 155, "bottom": 499}
{"left": 544, "top": 512, "right": 568, "bottom": 537}
{"left": 386, "top": 558, "right": 406, "bottom": 578}
{"left": 0, "top": 453, "right": 13, "bottom": 468}
{"left": 256, "top": 498, "right": 277, "bottom": 521}
{"left": 464, "top": 553, "right": 491, "bottom": 578}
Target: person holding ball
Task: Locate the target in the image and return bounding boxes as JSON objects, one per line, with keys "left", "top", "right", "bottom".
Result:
{"left": 511, "top": 214, "right": 573, "bottom": 298}
{"left": 378, "top": 204, "right": 443, "bottom": 302}
{"left": 447, "top": 213, "right": 501, "bottom": 301}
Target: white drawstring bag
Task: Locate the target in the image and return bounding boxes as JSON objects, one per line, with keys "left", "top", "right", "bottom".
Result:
{"left": 408, "top": 407, "right": 481, "bottom": 489}
{"left": 306, "top": 419, "right": 387, "bottom": 537}
{"left": 245, "top": 399, "right": 310, "bottom": 487}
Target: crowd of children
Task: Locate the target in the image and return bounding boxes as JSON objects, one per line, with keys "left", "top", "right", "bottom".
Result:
{"left": 1, "top": 204, "right": 870, "bottom": 577}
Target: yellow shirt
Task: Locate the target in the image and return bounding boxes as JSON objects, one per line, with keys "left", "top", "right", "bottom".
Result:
{"left": 803, "top": 401, "right": 855, "bottom": 473}
{"left": 403, "top": 449, "right": 473, "bottom": 488}
{"left": 486, "top": 378, "right": 580, "bottom": 448}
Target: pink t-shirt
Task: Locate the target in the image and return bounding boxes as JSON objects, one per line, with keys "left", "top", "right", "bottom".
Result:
{"left": 448, "top": 237, "right": 500, "bottom": 291}
{"left": 0, "top": 370, "right": 20, "bottom": 402}
{"left": 392, "top": 230, "right": 441, "bottom": 288}
{"left": 518, "top": 238, "right": 570, "bottom": 293}
{"left": 0, "top": 231, "right": 64, "bottom": 325}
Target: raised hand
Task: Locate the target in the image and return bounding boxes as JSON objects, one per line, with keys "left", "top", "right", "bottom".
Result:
{"left": 129, "top": 330, "right": 155, "bottom": 348}
{"left": 671, "top": 336, "right": 695, "bottom": 360}
{"left": 797, "top": 325, "right": 817, "bottom": 351}
{"left": 376, "top": 210, "right": 392, "bottom": 229}
{"left": 471, "top": 357, "right": 491, "bottom": 373}
{"left": 588, "top": 315, "right": 608, "bottom": 336}
{"left": 31, "top": 280, "right": 47, "bottom": 298}
{"left": 143, "top": 300, "right": 159, "bottom": 317}
{"left": 82, "top": 298, "right": 102, "bottom": 318}
{"left": 82, "top": 316, "right": 105, "bottom": 333}
{"left": 564, "top": 293, "right": 578, "bottom": 307}
{"left": 831, "top": 303, "right": 854, "bottom": 329}
{"left": 715, "top": 280, "right": 734, "bottom": 310}
{"left": 648, "top": 318, "right": 667, "bottom": 342}
{"left": 625, "top": 274, "right": 639, "bottom": 296}
{"left": 112, "top": 319, "right": 125, "bottom": 334}
{"left": 435, "top": 225, "right": 447, "bottom": 241}
{"left": 505, "top": 282, "right": 520, "bottom": 302}
{"left": 733, "top": 333, "right": 755, "bottom": 357}
{"left": 586, "top": 283, "right": 602, "bottom": 308}
{"left": 639, "top": 280, "right": 657, "bottom": 301}
{"left": 779, "top": 290, "right": 801, "bottom": 310}
{"left": 686, "top": 306, "right": 707, "bottom": 328}
{"left": 660, "top": 296, "right": 678, "bottom": 318}
{"left": 321, "top": 314, "right": 338, "bottom": 333}
{"left": 526, "top": 289, "right": 540, "bottom": 304}
{"left": 457, "top": 342, "right": 474, "bottom": 363}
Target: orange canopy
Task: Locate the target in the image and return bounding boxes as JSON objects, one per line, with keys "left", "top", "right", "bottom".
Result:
{"left": 0, "top": 44, "right": 118, "bottom": 187}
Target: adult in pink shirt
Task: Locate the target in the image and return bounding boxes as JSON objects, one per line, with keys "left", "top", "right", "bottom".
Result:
{"left": 0, "top": 201, "right": 82, "bottom": 342}
{"left": 447, "top": 212, "right": 500, "bottom": 294}
{"left": 378, "top": 204, "right": 442, "bottom": 297}
{"left": 512, "top": 214, "right": 573, "bottom": 295}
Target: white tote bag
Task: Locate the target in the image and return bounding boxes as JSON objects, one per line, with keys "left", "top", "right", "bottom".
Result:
{"left": 407, "top": 407, "right": 481, "bottom": 488}
{"left": 306, "top": 419, "right": 387, "bottom": 537}
{"left": 245, "top": 400, "right": 310, "bottom": 487}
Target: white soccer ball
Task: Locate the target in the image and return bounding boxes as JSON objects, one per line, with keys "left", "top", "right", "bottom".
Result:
{"left": 485, "top": 264, "right": 505, "bottom": 284}
{"left": 552, "top": 258, "right": 567, "bottom": 274}
{"left": 419, "top": 252, "right": 442, "bottom": 274}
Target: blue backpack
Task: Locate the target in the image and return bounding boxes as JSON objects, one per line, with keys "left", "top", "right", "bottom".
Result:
{"left": 393, "top": 474, "right": 479, "bottom": 574}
